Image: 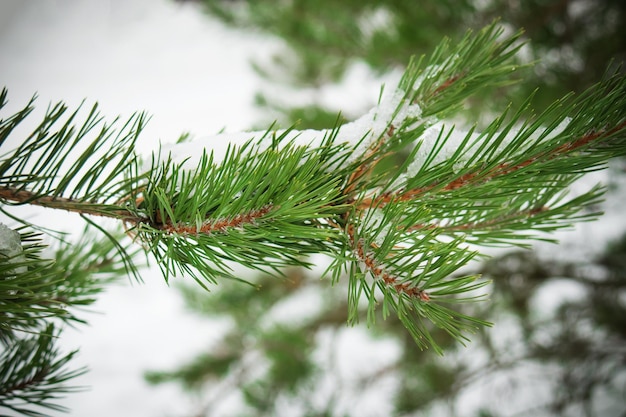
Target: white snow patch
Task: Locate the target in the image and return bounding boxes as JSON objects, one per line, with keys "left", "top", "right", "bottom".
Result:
{"left": 358, "top": 7, "right": 395, "bottom": 42}
{"left": 530, "top": 278, "right": 588, "bottom": 318}
{"left": 262, "top": 285, "right": 325, "bottom": 328}
{"left": 413, "top": 123, "right": 480, "bottom": 173}
{"left": 396, "top": 116, "right": 572, "bottom": 188}
{"left": 0, "top": 223, "right": 26, "bottom": 275}
{"left": 162, "top": 86, "right": 423, "bottom": 169}
{"left": 360, "top": 208, "right": 393, "bottom": 246}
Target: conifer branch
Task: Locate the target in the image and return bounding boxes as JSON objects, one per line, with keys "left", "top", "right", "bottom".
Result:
{"left": 0, "top": 227, "right": 133, "bottom": 415}
{"left": 1, "top": 23, "right": 625, "bottom": 359}
{"left": 0, "top": 324, "right": 85, "bottom": 417}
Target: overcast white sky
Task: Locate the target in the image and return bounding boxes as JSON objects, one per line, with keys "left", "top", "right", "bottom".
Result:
{"left": 0, "top": 0, "right": 276, "bottom": 145}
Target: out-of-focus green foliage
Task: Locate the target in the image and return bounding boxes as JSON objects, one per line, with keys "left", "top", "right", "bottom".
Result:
{"left": 200, "top": 0, "right": 626, "bottom": 127}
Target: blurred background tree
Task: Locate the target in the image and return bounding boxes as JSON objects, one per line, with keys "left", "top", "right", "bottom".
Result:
{"left": 194, "top": 0, "right": 625, "bottom": 128}
{"left": 147, "top": 1, "right": 626, "bottom": 416}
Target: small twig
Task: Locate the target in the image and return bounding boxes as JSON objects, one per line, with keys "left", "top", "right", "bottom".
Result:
{"left": 0, "top": 187, "right": 135, "bottom": 220}
{"left": 346, "top": 224, "right": 430, "bottom": 301}
{"left": 156, "top": 204, "right": 274, "bottom": 236}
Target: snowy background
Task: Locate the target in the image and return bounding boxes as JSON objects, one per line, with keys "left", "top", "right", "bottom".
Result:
{"left": 2, "top": 1, "right": 626, "bottom": 416}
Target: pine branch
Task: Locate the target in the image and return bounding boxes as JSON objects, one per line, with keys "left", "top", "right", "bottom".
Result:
{"left": 0, "top": 89, "right": 150, "bottom": 280}
{"left": 0, "top": 324, "right": 85, "bottom": 417}
{"left": 1, "top": 23, "right": 625, "bottom": 355}
{"left": 124, "top": 133, "right": 350, "bottom": 287}
{"left": 0, "top": 227, "right": 132, "bottom": 338}
{"left": 0, "top": 226, "right": 133, "bottom": 415}
{"left": 0, "top": 88, "right": 147, "bottom": 216}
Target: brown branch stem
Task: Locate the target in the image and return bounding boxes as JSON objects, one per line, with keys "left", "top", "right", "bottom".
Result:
{"left": 0, "top": 186, "right": 278, "bottom": 239}
{"left": 157, "top": 205, "right": 274, "bottom": 235}
{"left": 346, "top": 224, "right": 430, "bottom": 302}
{"left": 0, "top": 187, "right": 136, "bottom": 220}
